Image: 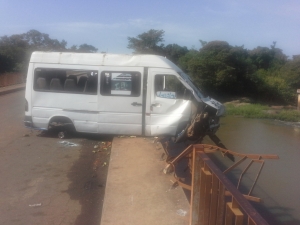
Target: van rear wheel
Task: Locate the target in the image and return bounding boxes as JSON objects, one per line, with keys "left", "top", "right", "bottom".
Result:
{"left": 58, "top": 131, "right": 67, "bottom": 139}
{"left": 49, "top": 117, "right": 75, "bottom": 139}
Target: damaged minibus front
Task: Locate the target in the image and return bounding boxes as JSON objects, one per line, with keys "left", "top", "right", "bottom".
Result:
{"left": 169, "top": 70, "right": 225, "bottom": 142}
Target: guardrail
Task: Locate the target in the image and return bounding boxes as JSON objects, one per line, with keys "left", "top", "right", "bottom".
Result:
{"left": 165, "top": 144, "right": 279, "bottom": 225}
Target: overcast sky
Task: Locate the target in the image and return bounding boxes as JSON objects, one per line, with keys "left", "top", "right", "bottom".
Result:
{"left": 1, "top": 0, "right": 299, "bottom": 57}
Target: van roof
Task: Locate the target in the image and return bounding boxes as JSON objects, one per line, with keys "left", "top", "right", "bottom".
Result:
{"left": 30, "top": 51, "right": 182, "bottom": 71}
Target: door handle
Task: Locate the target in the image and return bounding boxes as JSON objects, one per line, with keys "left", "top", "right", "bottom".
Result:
{"left": 150, "top": 103, "right": 161, "bottom": 111}
{"left": 151, "top": 103, "right": 161, "bottom": 107}
{"left": 131, "top": 102, "right": 142, "bottom": 106}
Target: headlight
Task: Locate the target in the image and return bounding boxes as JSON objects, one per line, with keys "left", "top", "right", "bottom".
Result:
{"left": 216, "top": 104, "right": 225, "bottom": 117}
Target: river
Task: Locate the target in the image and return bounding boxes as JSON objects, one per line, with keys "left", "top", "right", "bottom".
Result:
{"left": 203, "top": 116, "right": 300, "bottom": 225}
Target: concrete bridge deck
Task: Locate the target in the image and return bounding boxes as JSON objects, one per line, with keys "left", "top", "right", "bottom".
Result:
{"left": 100, "top": 137, "right": 189, "bottom": 225}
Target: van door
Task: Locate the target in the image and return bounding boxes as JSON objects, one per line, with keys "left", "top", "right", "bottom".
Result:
{"left": 146, "top": 68, "right": 192, "bottom": 136}
{"left": 98, "top": 67, "right": 143, "bottom": 135}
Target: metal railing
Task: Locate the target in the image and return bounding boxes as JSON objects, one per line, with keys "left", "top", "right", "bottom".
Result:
{"left": 165, "top": 144, "right": 279, "bottom": 225}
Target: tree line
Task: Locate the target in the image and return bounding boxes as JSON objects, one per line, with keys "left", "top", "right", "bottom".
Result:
{"left": 0, "top": 30, "right": 98, "bottom": 73}
{"left": 128, "top": 30, "right": 300, "bottom": 104}
{"left": 1, "top": 29, "right": 299, "bottom": 104}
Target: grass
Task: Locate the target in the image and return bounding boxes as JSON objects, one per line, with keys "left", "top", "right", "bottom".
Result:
{"left": 225, "top": 103, "right": 300, "bottom": 122}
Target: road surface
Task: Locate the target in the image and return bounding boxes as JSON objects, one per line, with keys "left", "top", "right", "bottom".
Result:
{"left": 0, "top": 90, "right": 111, "bottom": 225}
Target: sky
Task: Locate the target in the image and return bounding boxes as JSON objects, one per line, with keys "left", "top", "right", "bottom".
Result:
{"left": 0, "top": 0, "right": 299, "bottom": 57}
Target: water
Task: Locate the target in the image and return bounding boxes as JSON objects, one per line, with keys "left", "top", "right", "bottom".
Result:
{"left": 204, "top": 116, "right": 300, "bottom": 225}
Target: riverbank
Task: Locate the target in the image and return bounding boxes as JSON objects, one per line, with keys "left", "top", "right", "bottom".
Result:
{"left": 224, "top": 99, "right": 300, "bottom": 122}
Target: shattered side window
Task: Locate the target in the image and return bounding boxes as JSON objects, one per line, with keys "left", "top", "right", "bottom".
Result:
{"left": 154, "top": 75, "right": 185, "bottom": 99}
{"left": 100, "top": 71, "right": 141, "bottom": 97}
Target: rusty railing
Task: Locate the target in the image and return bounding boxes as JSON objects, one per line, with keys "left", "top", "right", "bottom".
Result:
{"left": 166, "top": 144, "right": 279, "bottom": 225}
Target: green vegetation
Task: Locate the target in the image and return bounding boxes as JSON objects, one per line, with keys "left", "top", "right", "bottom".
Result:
{"left": 0, "top": 30, "right": 98, "bottom": 73}
{"left": 127, "top": 30, "right": 300, "bottom": 105}
{"left": 225, "top": 103, "right": 300, "bottom": 122}
{"left": 1, "top": 29, "right": 300, "bottom": 106}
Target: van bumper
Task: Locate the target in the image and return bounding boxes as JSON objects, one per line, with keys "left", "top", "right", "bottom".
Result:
{"left": 24, "top": 116, "right": 48, "bottom": 130}
{"left": 24, "top": 116, "right": 33, "bottom": 128}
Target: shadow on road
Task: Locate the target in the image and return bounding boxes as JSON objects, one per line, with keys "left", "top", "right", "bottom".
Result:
{"left": 37, "top": 129, "right": 113, "bottom": 225}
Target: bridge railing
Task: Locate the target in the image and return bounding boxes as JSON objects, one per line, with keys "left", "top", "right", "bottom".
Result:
{"left": 165, "top": 144, "right": 278, "bottom": 225}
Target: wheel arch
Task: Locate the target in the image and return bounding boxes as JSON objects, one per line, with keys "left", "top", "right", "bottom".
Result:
{"left": 48, "top": 115, "right": 76, "bottom": 131}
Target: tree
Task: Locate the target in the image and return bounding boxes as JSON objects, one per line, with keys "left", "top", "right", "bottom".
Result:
{"left": 23, "top": 29, "right": 67, "bottom": 51}
{"left": 164, "top": 44, "right": 189, "bottom": 64}
{"left": 0, "top": 34, "right": 29, "bottom": 72}
{"left": 280, "top": 56, "right": 300, "bottom": 90}
{"left": 0, "top": 53, "right": 15, "bottom": 73}
{"left": 127, "top": 29, "right": 165, "bottom": 54}
{"left": 179, "top": 41, "right": 252, "bottom": 97}
{"left": 199, "top": 39, "right": 207, "bottom": 47}
{"left": 0, "top": 30, "right": 99, "bottom": 73}
{"left": 71, "top": 44, "right": 98, "bottom": 53}
{"left": 249, "top": 44, "right": 287, "bottom": 70}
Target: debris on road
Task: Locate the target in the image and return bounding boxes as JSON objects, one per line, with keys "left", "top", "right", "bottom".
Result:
{"left": 59, "top": 141, "right": 79, "bottom": 147}
{"left": 160, "top": 153, "right": 166, "bottom": 161}
{"left": 91, "top": 141, "right": 112, "bottom": 171}
{"left": 176, "top": 209, "right": 187, "bottom": 216}
{"left": 153, "top": 137, "right": 159, "bottom": 143}
{"left": 37, "top": 130, "right": 47, "bottom": 137}
{"left": 58, "top": 131, "right": 66, "bottom": 139}
{"left": 29, "top": 203, "right": 42, "bottom": 207}
{"left": 91, "top": 141, "right": 112, "bottom": 153}
{"left": 163, "top": 164, "right": 173, "bottom": 174}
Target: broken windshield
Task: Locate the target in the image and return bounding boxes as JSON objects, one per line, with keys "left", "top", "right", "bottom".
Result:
{"left": 177, "top": 72, "right": 208, "bottom": 99}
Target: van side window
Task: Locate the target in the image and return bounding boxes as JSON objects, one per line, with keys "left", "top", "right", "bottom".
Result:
{"left": 154, "top": 75, "right": 185, "bottom": 99}
{"left": 34, "top": 69, "right": 98, "bottom": 95}
{"left": 100, "top": 71, "right": 141, "bottom": 97}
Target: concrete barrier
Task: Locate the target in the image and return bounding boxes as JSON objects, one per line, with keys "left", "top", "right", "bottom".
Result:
{"left": 0, "top": 72, "right": 25, "bottom": 87}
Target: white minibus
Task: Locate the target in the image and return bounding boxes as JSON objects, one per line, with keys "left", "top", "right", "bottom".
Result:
{"left": 24, "top": 52, "right": 224, "bottom": 139}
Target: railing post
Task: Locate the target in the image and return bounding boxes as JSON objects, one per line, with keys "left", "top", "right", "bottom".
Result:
{"left": 216, "top": 184, "right": 226, "bottom": 225}
{"left": 209, "top": 174, "right": 219, "bottom": 225}
{"left": 190, "top": 146, "right": 204, "bottom": 225}
{"left": 202, "top": 164, "right": 212, "bottom": 225}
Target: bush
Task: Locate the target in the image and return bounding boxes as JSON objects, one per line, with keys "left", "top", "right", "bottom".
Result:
{"left": 225, "top": 103, "right": 300, "bottom": 122}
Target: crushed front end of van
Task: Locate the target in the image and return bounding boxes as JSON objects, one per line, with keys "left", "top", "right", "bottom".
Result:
{"left": 173, "top": 71, "right": 225, "bottom": 144}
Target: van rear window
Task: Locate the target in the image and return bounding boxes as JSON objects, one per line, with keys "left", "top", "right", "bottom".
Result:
{"left": 100, "top": 71, "right": 141, "bottom": 97}
{"left": 34, "top": 68, "right": 98, "bottom": 95}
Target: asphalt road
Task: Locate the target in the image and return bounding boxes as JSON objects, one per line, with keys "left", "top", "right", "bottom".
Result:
{"left": 0, "top": 90, "right": 111, "bottom": 225}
